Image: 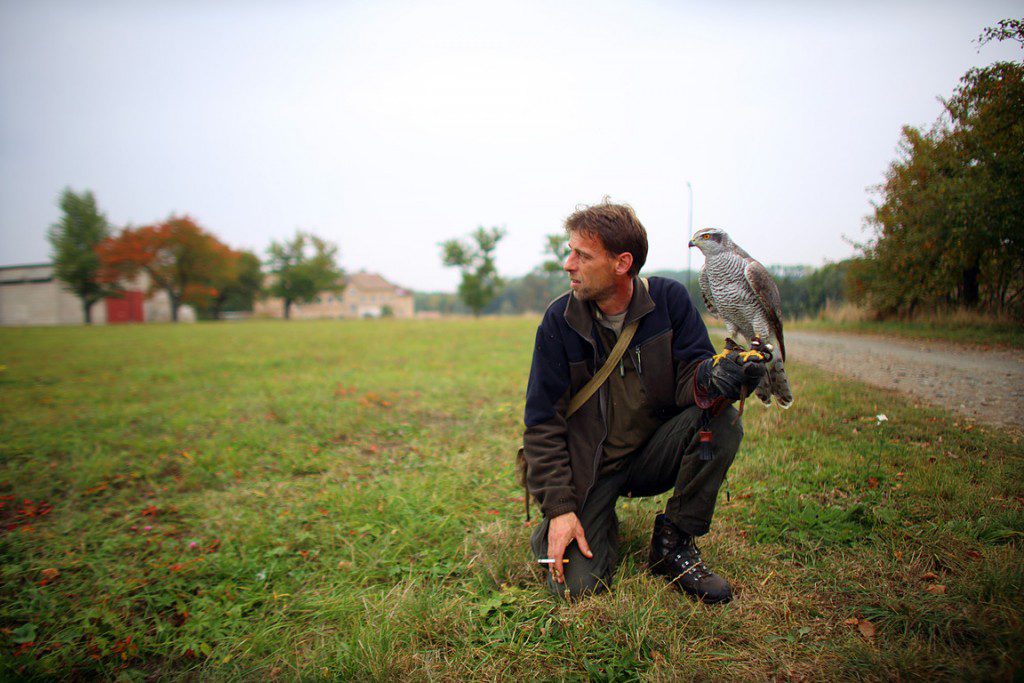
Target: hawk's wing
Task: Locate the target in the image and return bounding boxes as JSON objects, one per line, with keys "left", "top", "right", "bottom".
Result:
{"left": 743, "top": 259, "right": 786, "bottom": 361}
{"left": 698, "top": 268, "right": 717, "bottom": 316}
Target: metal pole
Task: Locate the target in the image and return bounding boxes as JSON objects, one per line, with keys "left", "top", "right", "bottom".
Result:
{"left": 686, "top": 181, "right": 693, "bottom": 293}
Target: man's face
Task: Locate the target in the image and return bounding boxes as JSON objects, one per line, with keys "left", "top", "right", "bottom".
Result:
{"left": 563, "top": 231, "right": 624, "bottom": 302}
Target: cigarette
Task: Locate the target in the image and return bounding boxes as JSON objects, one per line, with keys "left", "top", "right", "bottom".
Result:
{"left": 537, "top": 559, "right": 570, "bottom": 564}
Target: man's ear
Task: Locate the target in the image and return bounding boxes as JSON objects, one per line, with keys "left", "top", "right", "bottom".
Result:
{"left": 614, "top": 252, "right": 633, "bottom": 276}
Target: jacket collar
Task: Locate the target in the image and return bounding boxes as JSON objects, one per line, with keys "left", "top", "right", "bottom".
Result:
{"left": 563, "top": 275, "right": 655, "bottom": 343}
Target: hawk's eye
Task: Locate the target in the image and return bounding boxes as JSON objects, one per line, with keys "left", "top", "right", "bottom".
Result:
{"left": 701, "top": 234, "right": 711, "bottom": 240}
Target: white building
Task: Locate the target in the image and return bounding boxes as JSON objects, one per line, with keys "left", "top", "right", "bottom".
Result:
{"left": 254, "top": 271, "right": 414, "bottom": 319}
{"left": 0, "top": 263, "right": 190, "bottom": 326}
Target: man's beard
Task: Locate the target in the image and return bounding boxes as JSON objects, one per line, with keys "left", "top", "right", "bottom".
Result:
{"left": 572, "top": 279, "right": 616, "bottom": 303}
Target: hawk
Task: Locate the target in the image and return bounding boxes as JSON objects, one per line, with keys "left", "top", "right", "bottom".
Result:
{"left": 689, "top": 228, "right": 793, "bottom": 408}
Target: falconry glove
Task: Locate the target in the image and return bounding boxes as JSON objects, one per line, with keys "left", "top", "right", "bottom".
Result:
{"left": 697, "top": 354, "right": 766, "bottom": 402}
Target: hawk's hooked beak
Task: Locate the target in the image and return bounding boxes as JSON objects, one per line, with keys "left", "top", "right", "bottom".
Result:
{"left": 687, "top": 240, "right": 695, "bottom": 248}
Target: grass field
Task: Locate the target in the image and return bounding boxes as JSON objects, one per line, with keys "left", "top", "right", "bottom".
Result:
{"left": 787, "top": 313, "right": 1023, "bottom": 350}
{"left": 1, "top": 319, "right": 1022, "bottom": 681}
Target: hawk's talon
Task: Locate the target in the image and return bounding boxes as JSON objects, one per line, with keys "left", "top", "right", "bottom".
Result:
{"left": 738, "top": 350, "right": 765, "bottom": 363}
{"left": 711, "top": 350, "right": 732, "bottom": 367}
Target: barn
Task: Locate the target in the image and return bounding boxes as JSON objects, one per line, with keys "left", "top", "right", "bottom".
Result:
{"left": 0, "top": 263, "right": 187, "bottom": 326}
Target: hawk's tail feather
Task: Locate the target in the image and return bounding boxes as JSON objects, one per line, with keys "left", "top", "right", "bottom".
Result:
{"left": 753, "top": 357, "right": 792, "bottom": 409}
{"left": 754, "top": 377, "right": 773, "bottom": 406}
{"left": 769, "top": 359, "right": 793, "bottom": 409}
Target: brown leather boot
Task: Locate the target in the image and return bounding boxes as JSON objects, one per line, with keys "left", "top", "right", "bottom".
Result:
{"left": 649, "top": 514, "right": 733, "bottom": 604}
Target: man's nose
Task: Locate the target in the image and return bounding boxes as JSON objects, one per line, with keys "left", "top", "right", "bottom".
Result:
{"left": 563, "top": 253, "right": 575, "bottom": 271}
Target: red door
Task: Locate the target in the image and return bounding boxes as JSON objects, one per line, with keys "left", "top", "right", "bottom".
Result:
{"left": 106, "top": 291, "right": 144, "bottom": 323}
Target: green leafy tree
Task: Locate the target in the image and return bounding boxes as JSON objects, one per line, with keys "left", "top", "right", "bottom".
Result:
{"left": 440, "top": 226, "right": 506, "bottom": 317}
{"left": 265, "top": 232, "right": 344, "bottom": 319}
{"left": 541, "top": 233, "right": 570, "bottom": 274}
{"left": 46, "top": 188, "right": 112, "bottom": 324}
{"left": 852, "top": 20, "right": 1024, "bottom": 319}
{"left": 976, "top": 18, "right": 1024, "bottom": 50}
{"left": 488, "top": 232, "right": 572, "bottom": 313}
{"left": 193, "top": 250, "right": 264, "bottom": 320}
{"left": 413, "top": 291, "right": 467, "bottom": 315}
{"left": 945, "top": 59, "right": 1024, "bottom": 311}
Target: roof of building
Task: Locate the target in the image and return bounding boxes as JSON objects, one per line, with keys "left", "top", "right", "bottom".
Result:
{"left": 346, "top": 271, "right": 409, "bottom": 295}
{"left": 0, "top": 263, "right": 55, "bottom": 285}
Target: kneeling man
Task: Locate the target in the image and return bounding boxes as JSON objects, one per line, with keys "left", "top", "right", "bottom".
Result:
{"left": 522, "top": 201, "right": 764, "bottom": 603}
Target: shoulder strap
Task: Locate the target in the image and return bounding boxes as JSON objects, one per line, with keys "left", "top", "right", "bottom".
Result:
{"left": 565, "top": 278, "right": 649, "bottom": 418}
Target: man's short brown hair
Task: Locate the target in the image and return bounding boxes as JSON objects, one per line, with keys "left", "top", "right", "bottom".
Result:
{"left": 565, "top": 201, "right": 648, "bottom": 277}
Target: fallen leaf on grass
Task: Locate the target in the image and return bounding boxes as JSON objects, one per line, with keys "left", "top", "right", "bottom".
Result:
{"left": 921, "top": 571, "right": 939, "bottom": 581}
{"left": 17, "top": 500, "right": 53, "bottom": 518}
{"left": 858, "top": 620, "right": 876, "bottom": 639}
{"left": 360, "top": 392, "right": 393, "bottom": 408}
{"left": 843, "top": 617, "right": 859, "bottom": 626}
{"left": 966, "top": 550, "right": 982, "bottom": 559}
{"left": 334, "top": 384, "right": 357, "bottom": 397}
{"left": 923, "top": 584, "right": 947, "bottom": 595}
{"left": 867, "top": 477, "right": 879, "bottom": 489}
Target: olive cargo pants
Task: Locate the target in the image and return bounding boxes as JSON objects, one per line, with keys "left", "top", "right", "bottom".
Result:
{"left": 530, "top": 405, "right": 742, "bottom": 599}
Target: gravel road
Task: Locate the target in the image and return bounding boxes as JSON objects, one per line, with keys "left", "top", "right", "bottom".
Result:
{"left": 782, "top": 330, "right": 1023, "bottom": 432}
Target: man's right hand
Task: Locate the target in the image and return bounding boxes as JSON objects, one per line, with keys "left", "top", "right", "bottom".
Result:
{"left": 546, "top": 512, "right": 593, "bottom": 584}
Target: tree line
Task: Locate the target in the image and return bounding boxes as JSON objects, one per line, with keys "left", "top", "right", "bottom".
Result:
{"left": 849, "top": 19, "right": 1024, "bottom": 321}
{"left": 50, "top": 189, "right": 851, "bottom": 324}
{"left": 47, "top": 191, "right": 343, "bottom": 322}
{"left": 433, "top": 226, "right": 850, "bottom": 318}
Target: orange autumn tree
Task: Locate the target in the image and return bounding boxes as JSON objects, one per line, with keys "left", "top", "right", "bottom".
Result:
{"left": 97, "top": 216, "right": 237, "bottom": 322}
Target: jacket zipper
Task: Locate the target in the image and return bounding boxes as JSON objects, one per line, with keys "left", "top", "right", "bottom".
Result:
{"left": 581, "top": 334, "right": 607, "bottom": 514}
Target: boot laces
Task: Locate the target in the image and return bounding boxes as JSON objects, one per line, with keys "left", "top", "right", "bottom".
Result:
{"left": 672, "top": 543, "right": 711, "bottom": 581}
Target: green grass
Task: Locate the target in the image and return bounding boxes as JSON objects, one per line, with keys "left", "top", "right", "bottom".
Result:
{"left": 789, "top": 316, "right": 1023, "bottom": 349}
{"left": 1, "top": 319, "right": 1022, "bottom": 680}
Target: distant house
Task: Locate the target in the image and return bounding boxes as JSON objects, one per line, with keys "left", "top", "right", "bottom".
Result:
{"left": 0, "top": 263, "right": 190, "bottom": 326}
{"left": 255, "top": 270, "right": 414, "bottom": 319}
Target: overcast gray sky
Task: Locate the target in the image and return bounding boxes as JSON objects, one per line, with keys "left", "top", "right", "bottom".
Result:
{"left": 1, "top": 0, "right": 1019, "bottom": 292}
